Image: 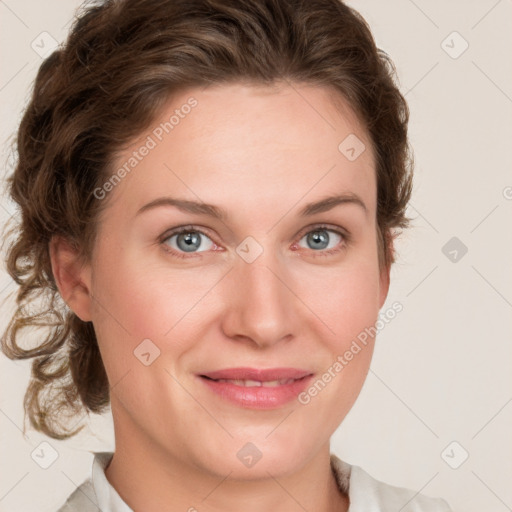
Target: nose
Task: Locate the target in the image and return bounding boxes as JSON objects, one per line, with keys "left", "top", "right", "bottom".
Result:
{"left": 220, "top": 255, "right": 297, "bottom": 349}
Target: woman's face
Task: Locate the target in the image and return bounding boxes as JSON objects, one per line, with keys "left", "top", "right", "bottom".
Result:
{"left": 79, "top": 82, "right": 389, "bottom": 478}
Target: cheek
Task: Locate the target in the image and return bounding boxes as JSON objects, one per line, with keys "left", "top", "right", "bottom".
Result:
{"left": 294, "top": 265, "right": 379, "bottom": 424}
{"left": 334, "top": 269, "right": 380, "bottom": 335}
{"left": 89, "top": 246, "right": 221, "bottom": 374}
{"left": 91, "top": 247, "right": 191, "bottom": 334}
{"left": 88, "top": 248, "right": 174, "bottom": 377}
{"left": 296, "top": 260, "right": 382, "bottom": 348}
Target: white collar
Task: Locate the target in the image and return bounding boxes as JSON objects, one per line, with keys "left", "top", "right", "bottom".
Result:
{"left": 92, "top": 452, "right": 132, "bottom": 511}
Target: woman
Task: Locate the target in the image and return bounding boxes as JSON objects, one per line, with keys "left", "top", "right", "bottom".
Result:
{"left": 1, "top": 0, "right": 453, "bottom": 510}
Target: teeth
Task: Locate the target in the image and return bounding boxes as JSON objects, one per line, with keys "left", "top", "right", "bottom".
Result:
{"left": 215, "top": 378, "right": 296, "bottom": 387}
{"left": 244, "top": 379, "right": 263, "bottom": 387}
{"left": 262, "top": 379, "right": 295, "bottom": 387}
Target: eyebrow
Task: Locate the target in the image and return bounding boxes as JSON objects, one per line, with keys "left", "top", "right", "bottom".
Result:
{"left": 135, "top": 192, "right": 367, "bottom": 220}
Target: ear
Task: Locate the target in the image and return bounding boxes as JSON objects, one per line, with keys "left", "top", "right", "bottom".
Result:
{"left": 378, "top": 235, "right": 393, "bottom": 309}
{"left": 49, "top": 235, "right": 93, "bottom": 322}
{"left": 379, "top": 260, "right": 391, "bottom": 309}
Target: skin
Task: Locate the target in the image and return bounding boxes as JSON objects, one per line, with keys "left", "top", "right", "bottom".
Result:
{"left": 51, "top": 82, "right": 390, "bottom": 512}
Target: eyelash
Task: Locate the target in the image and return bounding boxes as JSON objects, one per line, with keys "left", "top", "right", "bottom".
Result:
{"left": 159, "top": 224, "right": 351, "bottom": 260}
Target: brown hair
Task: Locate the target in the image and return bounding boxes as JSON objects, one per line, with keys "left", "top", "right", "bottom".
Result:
{"left": 1, "top": 0, "right": 413, "bottom": 439}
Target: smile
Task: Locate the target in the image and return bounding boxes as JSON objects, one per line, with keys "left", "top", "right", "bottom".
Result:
{"left": 197, "top": 369, "right": 314, "bottom": 409}
{"left": 209, "top": 378, "right": 298, "bottom": 387}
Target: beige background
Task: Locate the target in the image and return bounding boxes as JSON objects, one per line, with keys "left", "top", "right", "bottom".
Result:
{"left": 1, "top": 1, "right": 511, "bottom": 511}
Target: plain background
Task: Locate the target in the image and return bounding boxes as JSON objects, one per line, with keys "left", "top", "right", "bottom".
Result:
{"left": 0, "top": 1, "right": 511, "bottom": 511}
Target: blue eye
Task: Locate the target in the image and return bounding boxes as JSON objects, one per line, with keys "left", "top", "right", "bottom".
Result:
{"left": 162, "top": 228, "right": 214, "bottom": 255}
{"left": 298, "top": 228, "right": 344, "bottom": 252}
{"left": 160, "top": 224, "right": 348, "bottom": 259}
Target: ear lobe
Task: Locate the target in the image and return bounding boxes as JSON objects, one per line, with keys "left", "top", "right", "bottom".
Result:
{"left": 379, "top": 262, "right": 391, "bottom": 309}
{"left": 378, "top": 235, "right": 393, "bottom": 309}
{"left": 49, "top": 235, "right": 93, "bottom": 322}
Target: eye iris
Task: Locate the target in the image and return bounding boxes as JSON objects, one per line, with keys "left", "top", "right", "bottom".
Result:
{"left": 177, "top": 232, "right": 201, "bottom": 252}
{"left": 307, "top": 230, "right": 329, "bottom": 250}
{"left": 170, "top": 229, "right": 336, "bottom": 254}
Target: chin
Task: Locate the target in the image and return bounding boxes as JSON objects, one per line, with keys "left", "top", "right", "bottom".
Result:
{"left": 194, "top": 433, "right": 314, "bottom": 480}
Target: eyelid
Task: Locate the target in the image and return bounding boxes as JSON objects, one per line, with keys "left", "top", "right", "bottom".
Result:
{"left": 159, "top": 224, "right": 214, "bottom": 243}
{"left": 295, "top": 222, "right": 350, "bottom": 241}
{"left": 159, "top": 224, "right": 220, "bottom": 258}
{"left": 290, "top": 223, "right": 351, "bottom": 256}
{"left": 159, "top": 223, "right": 350, "bottom": 258}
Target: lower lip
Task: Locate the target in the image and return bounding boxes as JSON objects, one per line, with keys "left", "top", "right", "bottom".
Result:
{"left": 198, "top": 375, "right": 314, "bottom": 409}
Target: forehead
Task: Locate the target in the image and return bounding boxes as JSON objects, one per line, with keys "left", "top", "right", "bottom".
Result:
{"left": 105, "top": 82, "right": 376, "bottom": 225}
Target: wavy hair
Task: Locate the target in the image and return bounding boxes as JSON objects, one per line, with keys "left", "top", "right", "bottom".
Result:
{"left": 1, "top": 0, "right": 414, "bottom": 439}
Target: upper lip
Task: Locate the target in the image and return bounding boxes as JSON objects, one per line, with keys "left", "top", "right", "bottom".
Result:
{"left": 199, "top": 367, "right": 314, "bottom": 381}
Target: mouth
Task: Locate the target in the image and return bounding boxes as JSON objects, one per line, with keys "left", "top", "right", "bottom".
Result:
{"left": 200, "top": 376, "right": 303, "bottom": 387}
{"left": 197, "top": 367, "right": 314, "bottom": 409}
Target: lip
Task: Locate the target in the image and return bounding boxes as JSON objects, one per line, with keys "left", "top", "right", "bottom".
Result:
{"left": 197, "top": 367, "right": 314, "bottom": 409}
{"left": 200, "top": 367, "right": 313, "bottom": 381}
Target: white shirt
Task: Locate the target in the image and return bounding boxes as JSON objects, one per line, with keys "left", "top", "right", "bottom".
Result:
{"left": 57, "top": 452, "right": 453, "bottom": 511}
